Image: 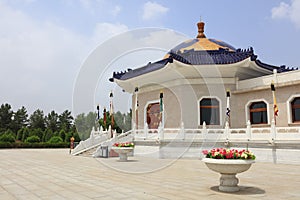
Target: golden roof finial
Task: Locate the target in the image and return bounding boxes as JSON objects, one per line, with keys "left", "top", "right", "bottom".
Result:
{"left": 197, "top": 17, "right": 206, "bottom": 38}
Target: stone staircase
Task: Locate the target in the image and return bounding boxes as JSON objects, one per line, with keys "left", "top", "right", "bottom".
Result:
{"left": 72, "top": 129, "right": 134, "bottom": 157}
{"left": 77, "top": 146, "right": 99, "bottom": 157}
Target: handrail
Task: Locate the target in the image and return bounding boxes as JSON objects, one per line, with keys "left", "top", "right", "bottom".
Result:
{"left": 72, "top": 124, "right": 300, "bottom": 156}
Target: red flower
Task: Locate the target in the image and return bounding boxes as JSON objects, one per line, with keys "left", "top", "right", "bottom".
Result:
{"left": 202, "top": 150, "right": 209, "bottom": 155}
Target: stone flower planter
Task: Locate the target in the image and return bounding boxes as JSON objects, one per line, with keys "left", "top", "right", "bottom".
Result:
{"left": 111, "top": 147, "right": 134, "bottom": 162}
{"left": 202, "top": 158, "right": 255, "bottom": 192}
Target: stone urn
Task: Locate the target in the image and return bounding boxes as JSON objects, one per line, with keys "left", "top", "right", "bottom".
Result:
{"left": 202, "top": 158, "right": 255, "bottom": 192}
{"left": 111, "top": 147, "right": 134, "bottom": 161}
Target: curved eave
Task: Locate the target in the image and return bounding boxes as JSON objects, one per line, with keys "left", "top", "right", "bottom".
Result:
{"left": 111, "top": 58, "right": 172, "bottom": 81}
{"left": 255, "top": 60, "right": 296, "bottom": 73}
{"left": 113, "top": 61, "right": 176, "bottom": 93}
{"left": 113, "top": 58, "right": 277, "bottom": 93}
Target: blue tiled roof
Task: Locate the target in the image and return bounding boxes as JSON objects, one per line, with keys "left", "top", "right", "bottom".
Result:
{"left": 110, "top": 58, "right": 172, "bottom": 81}
{"left": 208, "top": 39, "right": 236, "bottom": 51}
{"left": 169, "top": 47, "right": 255, "bottom": 65}
{"left": 110, "top": 47, "right": 296, "bottom": 81}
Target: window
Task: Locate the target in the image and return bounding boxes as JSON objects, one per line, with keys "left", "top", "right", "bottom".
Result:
{"left": 291, "top": 97, "right": 300, "bottom": 123}
{"left": 200, "top": 98, "right": 220, "bottom": 125}
{"left": 249, "top": 101, "right": 267, "bottom": 124}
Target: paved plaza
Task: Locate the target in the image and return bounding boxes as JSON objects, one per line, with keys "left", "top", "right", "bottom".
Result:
{"left": 0, "top": 149, "right": 300, "bottom": 199}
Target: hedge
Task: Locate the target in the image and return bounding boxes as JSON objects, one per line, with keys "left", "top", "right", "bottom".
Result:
{"left": 25, "top": 135, "right": 40, "bottom": 143}
{"left": 48, "top": 136, "right": 63, "bottom": 144}
{"left": 0, "top": 134, "right": 15, "bottom": 143}
{"left": 0, "top": 142, "right": 69, "bottom": 148}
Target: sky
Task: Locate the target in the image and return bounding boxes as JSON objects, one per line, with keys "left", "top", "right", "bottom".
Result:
{"left": 0, "top": 0, "right": 300, "bottom": 116}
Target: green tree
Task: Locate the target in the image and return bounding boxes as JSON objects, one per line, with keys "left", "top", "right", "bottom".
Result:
{"left": 58, "top": 110, "right": 73, "bottom": 132}
{"left": 98, "top": 111, "right": 111, "bottom": 131}
{"left": 98, "top": 110, "right": 131, "bottom": 133}
{"left": 29, "top": 128, "right": 43, "bottom": 140}
{"left": 0, "top": 103, "right": 13, "bottom": 132}
{"left": 29, "top": 109, "right": 45, "bottom": 130}
{"left": 16, "top": 127, "right": 29, "bottom": 141}
{"left": 65, "top": 131, "right": 80, "bottom": 143}
{"left": 114, "top": 111, "right": 124, "bottom": 133}
{"left": 21, "top": 128, "right": 30, "bottom": 141}
{"left": 59, "top": 129, "right": 66, "bottom": 142}
{"left": 11, "top": 106, "right": 28, "bottom": 133}
{"left": 43, "top": 128, "right": 53, "bottom": 142}
{"left": 45, "top": 110, "right": 59, "bottom": 132}
{"left": 74, "top": 112, "right": 97, "bottom": 140}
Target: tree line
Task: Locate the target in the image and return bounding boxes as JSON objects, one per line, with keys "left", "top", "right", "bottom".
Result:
{"left": 0, "top": 103, "right": 79, "bottom": 146}
{"left": 0, "top": 103, "right": 132, "bottom": 146}
{"left": 75, "top": 109, "right": 132, "bottom": 140}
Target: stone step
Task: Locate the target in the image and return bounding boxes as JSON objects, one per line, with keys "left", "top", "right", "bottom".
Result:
{"left": 78, "top": 146, "right": 99, "bottom": 157}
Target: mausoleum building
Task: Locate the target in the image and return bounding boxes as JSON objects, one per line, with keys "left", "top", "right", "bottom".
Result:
{"left": 110, "top": 21, "right": 300, "bottom": 130}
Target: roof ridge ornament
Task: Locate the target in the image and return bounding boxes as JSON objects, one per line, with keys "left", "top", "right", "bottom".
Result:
{"left": 197, "top": 20, "right": 206, "bottom": 38}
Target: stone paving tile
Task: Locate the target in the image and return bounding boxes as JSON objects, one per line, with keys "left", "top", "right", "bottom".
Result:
{"left": 32, "top": 189, "right": 56, "bottom": 198}
{"left": 14, "top": 194, "right": 41, "bottom": 200}
{"left": 0, "top": 192, "right": 16, "bottom": 200}
{"left": 0, "top": 149, "right": 300, "bottom": 199}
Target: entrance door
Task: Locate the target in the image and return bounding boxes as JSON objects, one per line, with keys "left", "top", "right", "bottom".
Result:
{"left": 146, "top": 103, "right": 161, "bottom": 129}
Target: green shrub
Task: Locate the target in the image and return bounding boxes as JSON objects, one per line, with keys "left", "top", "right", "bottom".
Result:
{"left": 0, "top": 142, "right": 13, "bottom": 148}
{"left": 48, "top": 136, "right": 63, "bottom": 144}
{"left": 25, "top": 135, "right": 40, "bottom": 143}
{"left": 59, "top": 130, "right": 66, "bottom": 141}
{"left": 21, "top": 128, "right": 30, "bottom": 141}
{"left": 0, "top": 142, "right": 69, "bottom": 148}
{"left": 29, "top": 128, "right": 43, "bottom": 140}
{"left": 43, "top": 128, "right": 53, "bottom": 142}
{"left": 0, "top": 133, "right": 15, "bottom": 143}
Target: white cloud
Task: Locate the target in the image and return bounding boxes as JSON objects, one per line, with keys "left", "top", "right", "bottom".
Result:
{"left": 111, "top": 5, "right": 121, "bottom": 17}
{"left": 142, "top": 1, "right": 169, "bottom": 20}
{"left": 79, "top": 0, "right": 93, "bottom": 11}
{"left": 271, "top": 0, "right": 300, "bottom": 28}
{"left": 91, "top": 22, "right": 128, "bottom": 46}
{"left": 0, "top": 1, "right": 129, "bottom": 114}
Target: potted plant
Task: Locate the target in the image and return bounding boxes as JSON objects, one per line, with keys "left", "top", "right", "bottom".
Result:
{"left": 202, "top": 148, "right": 255, "bottom": 192}
{"left": 111, "top": 142, "right": 135, "bottom": 161}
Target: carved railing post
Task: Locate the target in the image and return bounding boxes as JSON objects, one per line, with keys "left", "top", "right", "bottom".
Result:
{"left": 202, "top": 121, "right": 207, "bottom": 135}
{"left": 180, "top": 121, "right": 185, "bottom": 140}
{"left": 271, "top": 119, "right": 276, "bottom": 141}
{"left": 132, "top": 123, "right": 136, "bottom": 139}
{"left": 158, "top": 122, "right": 164, "bottom": 140}
{"left": 144, "top": 123, "right": 148, "bottom": 139}
{"left": 246, "top": 120, "right": 251, "bottom": 140}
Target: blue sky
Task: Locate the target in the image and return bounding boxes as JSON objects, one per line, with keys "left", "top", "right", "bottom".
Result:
{"left": 0, "top": 0, "right": 300, "bottom": 115}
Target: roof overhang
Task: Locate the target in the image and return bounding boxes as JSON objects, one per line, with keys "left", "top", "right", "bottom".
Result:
{"left": 112, "top": 58, "right": 275, "bottom": 93}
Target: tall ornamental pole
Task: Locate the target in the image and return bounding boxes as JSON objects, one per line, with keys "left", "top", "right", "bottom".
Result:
{"left": 135, "top": 87, "right": 139, "bottom": 129}
{"left": 226, "top": 90, "right": 231, "bottom": 127}
{"left": 271, "top": 82, "right": 279, "bottom": 125}
{"left": 109, "top": 91, "right": 114, "bottom": 138}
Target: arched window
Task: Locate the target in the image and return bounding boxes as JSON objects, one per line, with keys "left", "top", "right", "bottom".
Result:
{"left": 250, "top": 101, "right": 267, "bottom": 124}
{"left": 291, "top": 97, "right": 300, "bottom": 123}
{"left": 200, "top": 98, "right": 220, "bottom": 125}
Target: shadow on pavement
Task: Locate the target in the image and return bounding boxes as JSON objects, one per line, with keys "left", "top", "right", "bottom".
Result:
{"left": 210, "top": 185, "right": 266, "bottom": 195}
